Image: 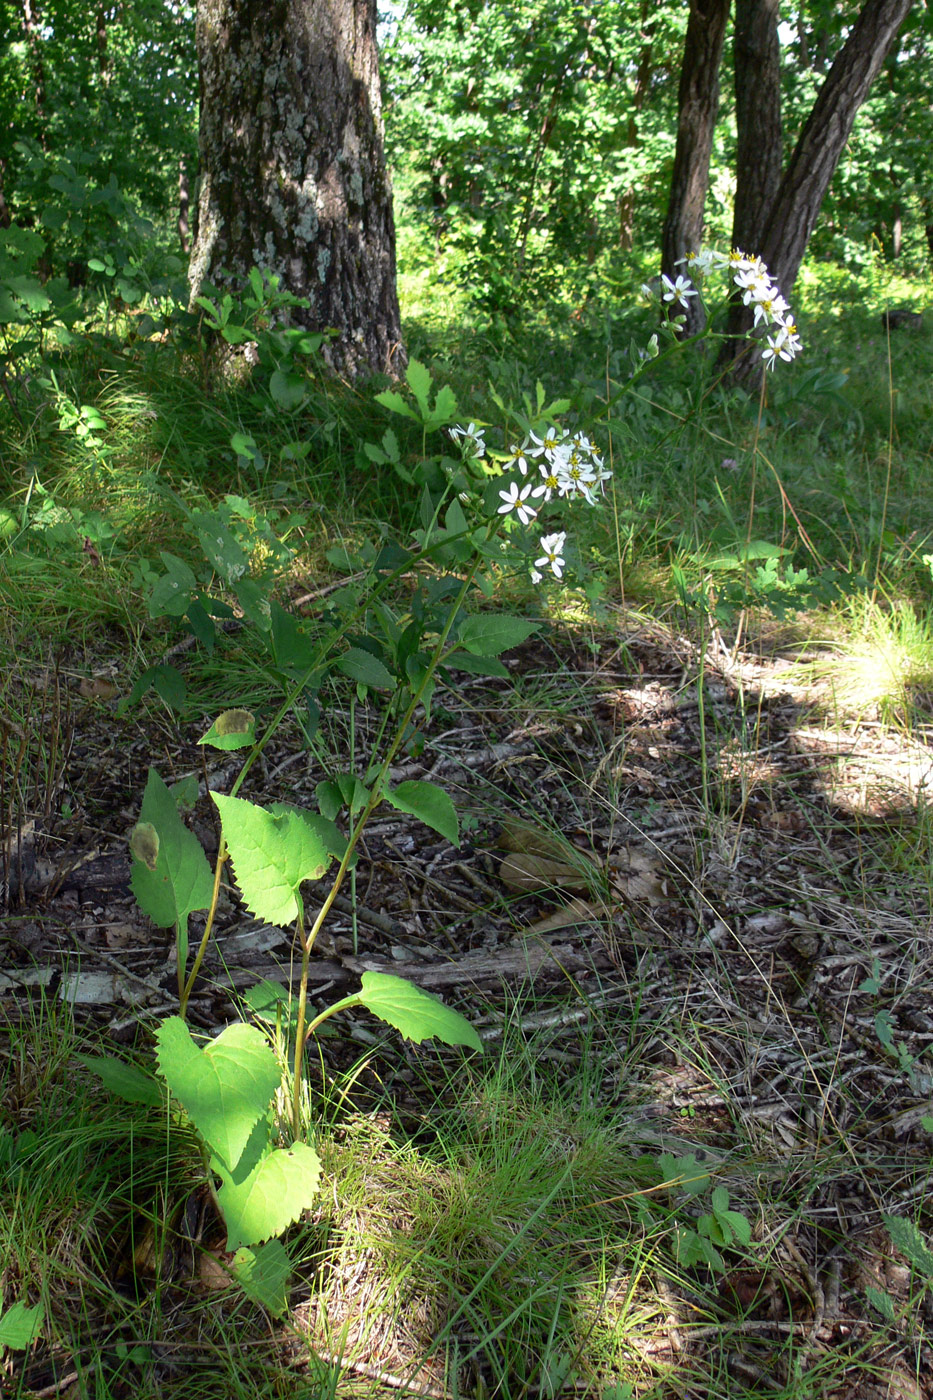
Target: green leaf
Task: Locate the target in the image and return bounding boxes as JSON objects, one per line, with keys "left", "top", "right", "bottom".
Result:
{"left": 148, "top": 553, "right": 197, "bottom": 618}
{"left": 216, "top": 1141, "right": 321, "bottom": 1249}
{"left": 212, "top": 794, "right": 344, "bottom": 925}
{"left": 405, "top": 357, "right": 432, "bottom": 416}
{"left": 269, "top": 368, "right": 308, "bottom": 410}
{"left": 335, "top": 646, "right": 395, "bottom": 691}
{"left": 374, "top": 389, "right": 420, "bottom": 422}
{"left": 155, "top": 1017, "right": 280, "bottom": 1173}
{"left": 385, "top": 779, "right": 459, "bottom": 847}
{"left": 443, "top": 650, "right": 510, "bottom": 679}
{"left": 427, "top": 382, "right": 458, "bottom": 427}
{"left": 865, "top": 1285, "right": 896, "bottom": 1321}
{"left": 457, "top": 614, "right": 538, "bottom": 657}
{"left": 199, "top": 709, "right": 256, "bottom": 751}
{"left": 356, "top": 971, "right": 482, "bottom": 1051}
{"left": 76, "top": 1053, "right": 163, "bottom": 1108}
{"left": 883, "top": 1215, "right": 933, "bottom": 1277}
{"left": 231, "top": 1240, "right": 292, "bottom": 1316}
{"left": 130, "top": 769, "right": 214, "bottom": 934}
{"left": 0, "top": 1299, "right": 44, "bottom": 1351}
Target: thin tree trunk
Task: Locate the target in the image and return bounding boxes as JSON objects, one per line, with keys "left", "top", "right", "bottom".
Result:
{"left": 618, "top": 2, "right": 654, "bottom": 251}
{"left": 178, "top": 158, "right": 191, "bottom": 254}
{"left": 661, "top": 0, "right": 731, "bottom": 336}
{"left": 760, "top": 0, "right": 914, "bottom": 297}
{"left": 189, "top": 0, "right": 404, "bottom": 378}
{"left": 720, "top": 0, "right": 782, "bottom": 356}
{"left": 731, "top": 0, "right": 782, "bottom": 255}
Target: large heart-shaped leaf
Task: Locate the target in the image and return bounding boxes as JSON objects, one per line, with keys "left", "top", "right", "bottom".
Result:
{"left": 155, "top": 1017, "right": 280, "bottom": 1172}
{"left": 216, "top": 1141, "right": 321, "bottom": 1249}
{"left": 212, "top": 794, "right": 345, "bottom": 925}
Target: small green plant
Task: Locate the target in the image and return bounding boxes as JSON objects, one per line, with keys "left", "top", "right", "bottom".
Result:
{"left": 83, "top": 974, "right": 478, "bottom": 1313}
{"left": 0, "top": 1298, "right": 44, "bottom": 1355}
{"left": 654, "top": 1151, "right": 753, "bottom": 1273}
{"left": 868, "top": 1214, "right": 933, "bottom": 1322}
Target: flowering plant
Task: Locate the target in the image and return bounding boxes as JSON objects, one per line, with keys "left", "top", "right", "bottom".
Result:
{"left": 659, "top": 247, "right": 802, "bottom": 370}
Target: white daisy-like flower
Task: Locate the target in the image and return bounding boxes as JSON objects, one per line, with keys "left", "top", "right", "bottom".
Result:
{"left": 528, "top": 426, "right": 568, "bottom": 459}
{"left": 661, "top": 274, "right": 698, "bottom": 309}
{"left": 532, "top": 461, "right": 563, "bottom": 502}
{"left": 534, "top": 532, "right": 567, "bottom": 580}
{"left": 497, "top": 480, "right": 538, "bottom": 525}
{"left": 676, "top": 248, "right": 719, "bottom": 277}
{"left": 502, "top": 439, "right": 531, "bottom": 475}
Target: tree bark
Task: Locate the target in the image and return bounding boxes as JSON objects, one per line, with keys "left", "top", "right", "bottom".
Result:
{"left": 661, "top": 0, "right": 731, "bottom": 336}
{"left": 188, "top": 0, "right": 404, "bottom": 379}
{"left": 731, "top": 0, "right": 782, "bottom": 256}
{"left": 759, "top": 0, "right": 914, "bottom": 297}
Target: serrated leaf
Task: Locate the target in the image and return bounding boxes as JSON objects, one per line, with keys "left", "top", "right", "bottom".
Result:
{"left": 427, "top": 383, "right": 458, "bottom": 426}
{"left": 374, "top": 389, "right": 420, "bottom": 421}
{"left": 155, "top": 1017, "right": 280, "bottom": 1172}
{"left": 883, "top": 1214, "right": 933, "bottom": 1276}
{"left": 336, "top": 646, "right": 395, "bottom": 691}
{"left": 405, "top": 357, "right": 432, "bottom": 415}
{"left": 443, "top": 650, "right": 510, "bottom": 679}
{"left": 0, "top": 1299, "right": 44, "bottom": 1350}
{"left": 212, "top": 794, "right": 344, "bottom": 925}
{"left": 231, "top": 1240, "right": 292, "bottom": 1316}
{"left": 385, "top": 779, "right": 459, "bottom": 847}
{"left": 130, "top": 769, "right": 214, "bottom": 933}
{"left": 357, "top": 971, "right": 482, "bottom": 1051}
{"left": 76, "top": 1053, "right": 163, "bottom": 1108}
{"left": 865, "top": 1285, "right": 896, "bottom": 1321}
{"left": 199, "top": 709, "right": 256, "bottom": 751}
{"left": 457, "top": 614, "right": 538, "bottom": 657}
{"left": 216, "top": 1141, "right": 321, "bottom": 1249}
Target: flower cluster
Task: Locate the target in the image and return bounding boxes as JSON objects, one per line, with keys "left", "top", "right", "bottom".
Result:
{"left": 448, "top": 422, "right": 610, "bottom": 584}
{"left": 663, "top": 248, "right": 802, "bottom": 369}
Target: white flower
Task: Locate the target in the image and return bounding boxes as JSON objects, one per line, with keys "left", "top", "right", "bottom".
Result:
{"left": 530, "top": 568, "right": 543, "bottom": 584}
{"left": 448, "top": 422, "right": 486, "bottom": 457}
{"left": 497, "top": 480, "right": 538, "bottom": 525}
{"left": 503, "top": 439, "right": 531, "bottom": 475}
{"left": 532, "top": 461, "right": 563, "bottom": 502}
{"left": 534, "top": 532, "right": 567, "bottom": 580}
{"left": 661, "top": 274, "right": 698, "bottom": 308}
{"left": 528, "top": 426, "right": 568, "bottom": 459}
{"left": 761, "top": 326, "right": 800, "bottom": 369}
{"left": 676, "top": 248, "right": 719, "bottom": 277}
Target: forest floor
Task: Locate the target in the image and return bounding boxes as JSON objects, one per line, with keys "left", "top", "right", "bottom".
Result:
{"left": 2, "top": 609, "right": 933, "bottom": 1399}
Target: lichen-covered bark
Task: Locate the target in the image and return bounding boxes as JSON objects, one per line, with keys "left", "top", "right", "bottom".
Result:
{"left": 660, "top": 0, "right": 731, "bottom": 336}
{"left": 188, "top": 0, "right": 404, "bottom": 378}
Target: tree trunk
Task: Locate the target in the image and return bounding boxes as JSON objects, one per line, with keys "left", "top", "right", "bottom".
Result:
{"left": 731, "top": 0, "right": 782, "bottom": 255}
{"left": 724, "top": 0, "right": 913, "bottom": 382}
{"left": 660, "top": 0, "right": 731, "bottom": 336}
{"left": 617, "top": 2, "right": 654, "bottom": 252}
{"left": 759, "top": 0, "right": 914, "bottom": 297}
{"left": 720, "top": 0, "right": 782, "bottom": 356}
{"left": 188, "top": 0, "right": 405, "bottom": 379}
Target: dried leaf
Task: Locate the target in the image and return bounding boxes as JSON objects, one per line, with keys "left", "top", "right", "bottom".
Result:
{"left": 498, "top": 852, "right": 592, "bottom": 894}
{"left": 80, "top": 676, "right": 118, "bottom": 700}
{"left": 528, "top": 897, "right": 610, "bottom": 934}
